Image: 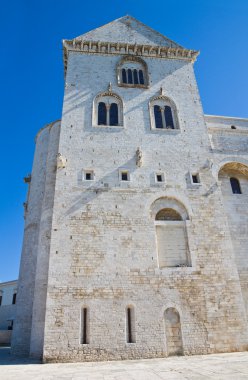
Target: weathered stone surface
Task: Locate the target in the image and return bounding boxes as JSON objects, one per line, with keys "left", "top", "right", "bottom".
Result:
{"left": 11, "top": 16, "right": 248, "bottom": 362}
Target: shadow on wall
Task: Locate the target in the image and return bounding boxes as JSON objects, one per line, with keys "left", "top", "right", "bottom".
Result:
{"left": 61, "top": 155, "right": 137, "bottom": 220}
{"left": 0, "top": 347, "right": 40, "bottom": 365}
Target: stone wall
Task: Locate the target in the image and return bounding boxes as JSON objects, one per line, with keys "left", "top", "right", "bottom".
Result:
{"left": 41, "top": 50, "right": 248, "bottom": 361}
{"left": 11, "top": 18, "right": 248, "bottom": 362}
{"left": 0, "top": 305, "right": 16, "bottom": 330}
{"left": 11, "top": 121, "right": 60, "bottom": 356}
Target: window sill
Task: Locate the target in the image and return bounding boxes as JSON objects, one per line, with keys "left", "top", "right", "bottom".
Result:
{"left": 151, "top": 128, "right": 180, "bottom": 133}
{"left": 155, "top": 266, "right": 196, "bottom": 275}
{"left": 125, "top": 342, "right": 136, "bottom": 345}
{"left": 188, "top": 183, "right": 201, "bottom": 188}
{"left": 93, "top": 124, "right": 124, "bottom": 128}
{"left": 155, "top": 182, "right": 165, "bottom": 185}
{"left": 118, "top": 83, "right": 148, "bottom": 89}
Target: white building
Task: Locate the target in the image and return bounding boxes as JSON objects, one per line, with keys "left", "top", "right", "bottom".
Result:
{"left": 0, "top": 280, "right": 17, "bottom": 344}
{"left": 11, "top": 16, "right": 248, "bottom": 362}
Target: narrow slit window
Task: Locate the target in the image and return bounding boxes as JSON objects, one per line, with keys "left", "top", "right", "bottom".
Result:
{"left": 81, "top": 307, "right": 89, "bottom": 344}
{"left": 98, "top": 102, "right": 107, "bottom": 125}
{"left": 126, "top": 307, "right": 135, "bottom": 343}
{"left": 230, "top": 177, "right": 241, "bottom": 194}
{"left": 122, "top": 68, "right": 127, "bottom": 84}
{"left": 164, "top": 106, "right": 174, "bottom": 129}
{"left": 12, "top": 293, "right": 16, "bottom": 305}
{"left": 0, "top": 295, "right": 2, "bottom": 306}
{"left": 154, "top": 105, "right": 163, "bottom": 129}
{"left": 109, "top": 103, "right": 118, "bottom": 126}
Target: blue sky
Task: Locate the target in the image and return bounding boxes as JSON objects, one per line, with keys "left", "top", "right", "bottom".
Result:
{"left": 0, "top": 0, "right": 248, "bottom": 282}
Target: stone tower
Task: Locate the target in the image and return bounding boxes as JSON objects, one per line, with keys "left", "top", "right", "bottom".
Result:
{"left": 11, "top": 16, "right": 248, "bottom": 361}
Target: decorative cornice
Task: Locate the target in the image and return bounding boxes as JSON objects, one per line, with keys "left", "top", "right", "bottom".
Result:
{"left": 63, "top": 39, "right": 199, "bottom": 76}
{"left": 95, "top": 92, "right": 121, "bottom": 100}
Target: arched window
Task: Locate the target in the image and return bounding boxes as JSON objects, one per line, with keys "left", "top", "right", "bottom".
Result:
{"left": 94, "top": 92, "right": 123, "bottom": 127}
{"left": 98, "top": 102, "right": 107, "bottom": 125}
{"left": 139, "top": 70, "right": 144, "bottom": 85}
{"left": 164, "top": 106, "right": 174, "bottom": 129}
{"left": 127, "top": 69, "right": 133, "bottom": 84}
{"left": 109, "top": 103, "right": 118, "bottom": 126}
{"left": 154, "top": 105, "right": 163, "bottom": 129}
{"left": 152, "top": 198, "right": 190, "bottom": 268}
{"left": 133, "top": 69, "right": 139, "bottom": 85}
{"left": 150, "top": 96, "right": 178, "bottom": 130}
{"left": 156, "top": 208, "right": 182, "bottom": 221}
{"left": 230, "top": 177, "right": 242, "bottom": 194}
{"left": 122, "top": 68, "right": 127, "bottom": 84}
{"left": 117, "top": 56, "right": 148, "bottom": 87}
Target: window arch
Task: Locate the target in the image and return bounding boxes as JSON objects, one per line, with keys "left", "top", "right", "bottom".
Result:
{"left": 117, "top": 56, "right": 148, "bottom": 88}
{"left": 230, "top": 177, "right": 242, "bottom": 194}
{"left": 151, "top": 198, "right": 190, "bottom": 268}
{"left": 93, "top": 92, "right": 123, "bottom": 127}
{"left": 149, "top": 96, "right": 179, "bottom": 130}
{"left": 164, "top": 308, "right": 183, "bottom": 356}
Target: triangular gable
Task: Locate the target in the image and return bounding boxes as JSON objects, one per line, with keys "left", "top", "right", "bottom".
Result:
{"left": 74, "top": 15, "right": 184, "bottom": 49}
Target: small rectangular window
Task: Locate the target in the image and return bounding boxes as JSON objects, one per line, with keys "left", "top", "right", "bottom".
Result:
{"left": 0, "top": 295, "right": 2, "bottom": 306}
{"left": 120, "top": 171, "right": 130, "bottom": 181}
{"left": 191, "top": 173, "right": 200, "bottom": 184}
{"left": 157, "top": 174, "right": 162, "bottom": 182}
{"left": 83, "top": 170, "right": 94, "bottom": 181}
{"left": 156, "top": 173, "right": 165, "bottom": 183}
{"left": 85, "top": 173, "right": 92, "bottom": 180}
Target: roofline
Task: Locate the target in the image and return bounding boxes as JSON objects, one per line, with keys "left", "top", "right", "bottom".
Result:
{"left": 205, "top": 114, "right": 248, "bottom": 122}
{"left": 72, "top": 15, "right": 185, "bottom": 49}
{"left": 0, "top": 280, "right": 18, "bottom": 287}
{"left": 119, "top": 15, "right": 184, "bottom": 49}
{"left": 35, "top": 119, "right": 61, "bottom": 143}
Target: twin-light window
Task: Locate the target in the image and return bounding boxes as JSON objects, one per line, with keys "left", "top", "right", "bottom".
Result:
{"left": 95, "top": 94, "right": 178, "bottom": 130}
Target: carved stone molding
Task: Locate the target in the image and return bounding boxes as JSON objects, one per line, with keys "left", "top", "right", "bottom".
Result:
{"left": 95, "top": 91, "right": 121, "bottom": 101}
{"left": 63, "top": 39, "right": 199, "bottom": 75}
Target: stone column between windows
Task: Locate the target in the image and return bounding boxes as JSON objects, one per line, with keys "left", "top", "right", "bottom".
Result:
{"left": 106, "top": 103, "right": 111, "bottom": 125}
{"left": 160, "top": 106, "right": 166, "bottom": 129}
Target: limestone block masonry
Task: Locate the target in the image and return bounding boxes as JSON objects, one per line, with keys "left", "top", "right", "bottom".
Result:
{"left": 11, "top": 16, "right": 248, "bottom": 362}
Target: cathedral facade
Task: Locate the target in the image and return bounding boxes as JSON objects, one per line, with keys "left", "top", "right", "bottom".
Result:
{"left": 11, "top": 16, "right": 248, "bottom": 362}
